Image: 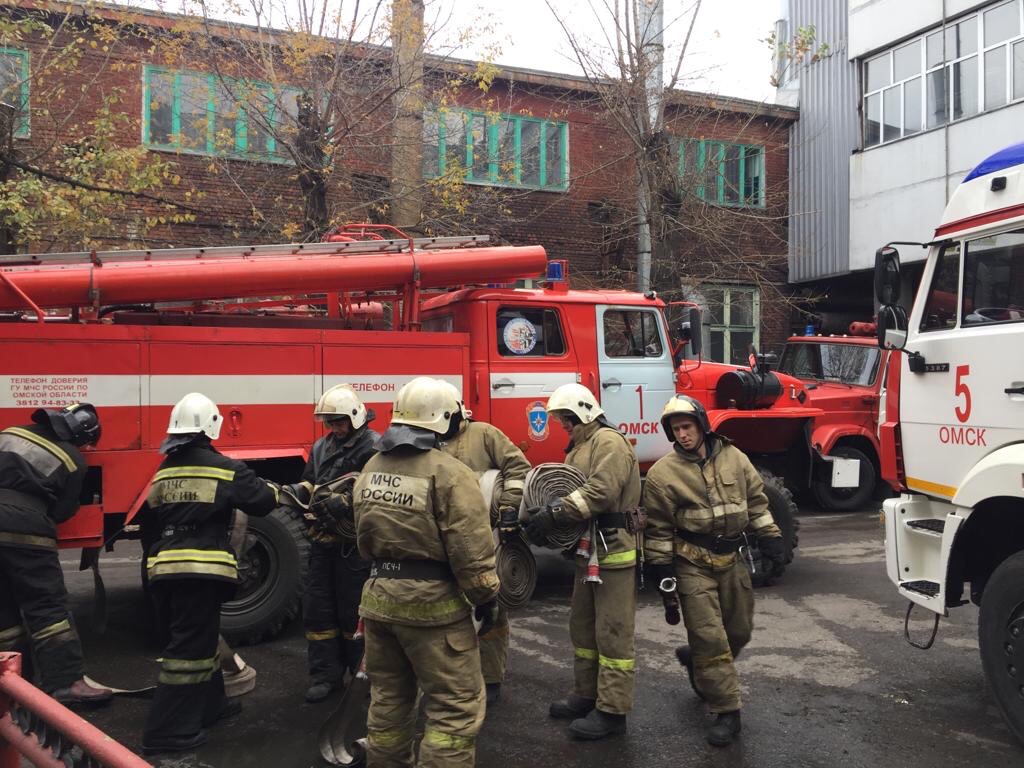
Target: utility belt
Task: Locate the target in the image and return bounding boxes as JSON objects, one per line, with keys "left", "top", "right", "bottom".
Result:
{"left": 595, "top": 509, "right": 647, "bottom": 534}
{"left": 370, "top": 558, "right": 455, "bottom": 582}
{"left": 160, "top": 523, "right": 201, "bottom": 538}
{"left": 0, "top": 489, "right": 47, "bottom": 515}
{"left": 676, "top": 528, "right": 745, "bottom": 555}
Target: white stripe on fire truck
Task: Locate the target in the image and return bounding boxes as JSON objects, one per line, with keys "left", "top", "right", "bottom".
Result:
{"left": 488, "top": 372, "right": 578, "bottom": 400}
{"left": 323, "top": 374, "right": 464, "bottom": 399}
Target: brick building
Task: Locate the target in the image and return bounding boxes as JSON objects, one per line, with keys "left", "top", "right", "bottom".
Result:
{"left": 0, "top": 1, "right": 797, "bottom": 359}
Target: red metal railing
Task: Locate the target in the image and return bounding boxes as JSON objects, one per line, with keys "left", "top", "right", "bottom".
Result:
{"left": 0, "top": 653, "right": 151, "bottom": 768}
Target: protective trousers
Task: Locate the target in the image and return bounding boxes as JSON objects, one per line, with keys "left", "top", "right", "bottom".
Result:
{"left": 304, "top": 542, "right": 370, "bottom": 685}
{"left": 478, "top": 603, "right": 509, "bottom": 685}
{"left": 0, "top": 543, "right": 83, "bottom": 692}
{"left": 363, "top": 615, "right": 485, "bottom": 768}
{"left": 676, "top": 558, "right": 754, "bottom": 713}
{"left": 143, "top": 580, "right": 229, "bottom": 742}
{"left": 569, "top": 565, "right": 636, "bottom": 715}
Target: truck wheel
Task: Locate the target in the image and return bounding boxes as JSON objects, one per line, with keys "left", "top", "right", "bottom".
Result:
{"left": 221, "top": 505, "right": 310, "bottom": 645}
{"left": 979, "top": 550, "right": 1024, "bottom": 745}
{"left": 748, "top": 469, "right": 800, "bottom": 587}
{"left": 812, "top": 446, "right": 876, "bottom": 512}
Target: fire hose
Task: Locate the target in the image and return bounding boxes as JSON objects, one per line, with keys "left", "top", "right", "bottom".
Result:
{"left": 478, "top": 471, "right": 536, "bottom": 608}
{"left": 519, "top": 463, "right": 587, "bottom": 549}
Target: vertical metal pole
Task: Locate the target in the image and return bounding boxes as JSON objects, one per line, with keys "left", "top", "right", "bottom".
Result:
{"left": 636, "top": 0, "right": 664, "bottom": 293}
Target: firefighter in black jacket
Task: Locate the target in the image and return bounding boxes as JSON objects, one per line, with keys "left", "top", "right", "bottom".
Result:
{"left": 286, "top": 384, "right": 379, "bottom": 703}
{"left": 141, "top": 392, "right": 278, "bottom": 755}
{"left": 0, "top": 403, "right": 111, "bottom": 706}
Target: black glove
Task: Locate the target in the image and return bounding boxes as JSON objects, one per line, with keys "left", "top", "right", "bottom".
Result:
{"left": 281, "top": 482, "right": 312, "bottom": 507}
{"left": 497, "top": 506, "right": 520, "bottom": 543}
{"left": 652, "top": 563, "right": 681, "bottom": 625}
{"left": 312, "top": 490, "right": 352, "bottom": 522}
{"left": 758, "top": 537, "right": 787, "bottom": 577}
{"left": 474, "top": 599, "right": 499, "bottom": 636}
{"left": 523, "top": 503, "right": 559, "bottom": 547}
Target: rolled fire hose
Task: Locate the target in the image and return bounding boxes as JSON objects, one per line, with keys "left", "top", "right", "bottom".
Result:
{"left": 520, "top": 463, "right": 587, "bottom": 550}
{"left": 478, "top": 470, "right": 536, "bottom": 609}
{"left": 476, "top": 469, "right": 505, "bottom": 525}
{"left": 311, "top": 472, "right": 360, "bottom": 542}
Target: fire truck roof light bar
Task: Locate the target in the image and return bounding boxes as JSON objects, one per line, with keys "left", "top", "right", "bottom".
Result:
{"left": 0, "top": 234, "right": 491, "bottom": 268}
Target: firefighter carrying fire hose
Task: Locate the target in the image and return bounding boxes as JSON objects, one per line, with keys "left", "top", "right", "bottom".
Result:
{"left": 436, "top": 379, "right": 530, "bottom": 707}
{"left": 642, "top": 394, "right": 786, "bottom": 747}
{"left": 0, "top": 403, "right": 112, "bottom": 706}
{"left": 523, "top": 382, "right": 641, "bottom": 741}
{"left": 141, "top": 393, "right": 278, "bottom": 756}
{"left": 283, "top": 384, "right": 378, "bottom": 704}
{"left": 353, "top": 376, "right": 499, "bottom": 768}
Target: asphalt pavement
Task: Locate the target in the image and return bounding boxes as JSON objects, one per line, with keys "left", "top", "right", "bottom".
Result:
{"left": 52, "top": 505, "right": 1023, "bottom": 767}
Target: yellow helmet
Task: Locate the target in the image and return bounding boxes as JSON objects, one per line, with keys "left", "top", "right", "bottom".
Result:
{"left": 390, "top": 376, "right": 459, "bottom": 435}
{"left": 315, "top": 384, "right": 368, "bottom": 429}
{"left": 545, "top": 383, "right": 603, "bottom": 424}
{"left": 659, "top": 394, "right": 710, "bottom": 441}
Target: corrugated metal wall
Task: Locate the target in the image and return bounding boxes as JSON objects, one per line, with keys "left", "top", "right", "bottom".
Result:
{"left": 787, "top": 0, "right": 859, "bottom": 283}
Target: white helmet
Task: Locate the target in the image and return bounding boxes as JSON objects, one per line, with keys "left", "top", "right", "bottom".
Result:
{"left": 167, "top": 392, "right": 223, "bottom": 440}
{"left": 315, "top": 384, "right": 368, "bottom": 429}
{"left": 437, "top": 379, "right": 472, "bottom": 420}
{"left": 545, "top": 383, "right": 604, "bottom": 424}
{"left": 390, "top": 376, "right": 459, "bottom": 435}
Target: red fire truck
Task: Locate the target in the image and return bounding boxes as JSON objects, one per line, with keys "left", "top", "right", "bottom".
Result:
{"left": 0, "top": 226, "right": 830, "bottom": 642}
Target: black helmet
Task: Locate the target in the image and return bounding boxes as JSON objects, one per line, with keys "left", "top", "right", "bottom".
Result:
{"left": 32, "top": 403, "right": 101, "bottom": 447}
{"left": 659, "top": 394, "right": 710, "bottom": 442}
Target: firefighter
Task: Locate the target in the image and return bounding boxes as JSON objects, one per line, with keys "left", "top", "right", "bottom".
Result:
{"left": 141, "top": 392, "right": 278, "bottom": 755}
{"left": 641, "top": 394, "right": 787, "bottom": 747}
{"left": 354, "top": 376, "right": 499, "bottom": 768}
{"left": 0, "top": 403, "right": 111, "bottom": 706}
{"left": 523, "top": 382, "right": 641, "bottom": 740}
{"left": 436, "top": 379, "right": 530, "bottom": 706}
{"left": 287, "top": 384, "right": 378, "bottom": 704}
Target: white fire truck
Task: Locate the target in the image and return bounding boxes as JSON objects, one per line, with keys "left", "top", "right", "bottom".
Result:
{"left": 876, "top": 142, "right": 1024, "bottom": 742}
{"left": 0, "top": 225, "right": 832, "bottom": 643}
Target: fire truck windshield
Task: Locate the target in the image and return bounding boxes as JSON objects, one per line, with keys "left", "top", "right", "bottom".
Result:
{"left": 779, "top": 342, "right": 881, "bottom": 386}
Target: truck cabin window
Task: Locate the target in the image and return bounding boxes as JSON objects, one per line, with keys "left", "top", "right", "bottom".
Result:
{"left": 961, "top": 229, "right": 1024, "bottom": 326}
{"left": 496, "top": 307, "right": 566, "bottom": 356}
{"left": 819, "top": 344, "right": 880, "bottom": 386}
{"left": 778, "top": 343, "right": 821, "bottom": 379}
{"left": 603, "top": 309, "right": 664, "bottom": 358}
{"left": 920, "top": 242, "right": 962, "bottom": 331}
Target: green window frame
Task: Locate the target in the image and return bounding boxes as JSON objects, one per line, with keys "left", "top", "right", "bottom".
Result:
{"left": 423, "top": 107, "right": 569, "bottom": 192}
{"left": 0, "top": 48, "right": 30, "bottom": 138}
{"left": 702, "top": 284, "right": 760, "bottom": 365}
{"left": 679, "top": 139, "right": 765, "bottom": 208}
{"left": 142, "top": 65, "right": 300, "bottom": 163}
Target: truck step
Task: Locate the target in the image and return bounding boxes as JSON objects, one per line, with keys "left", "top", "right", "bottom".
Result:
{"left": 906, "top": 518, "right": 945, "bottom": 534}
{"left": 900, "top": 580, "right": 940, "bottom": 597}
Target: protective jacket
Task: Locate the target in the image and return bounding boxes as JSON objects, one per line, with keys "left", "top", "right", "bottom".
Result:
{"left": 299, "top": 424, "right": 379, "bottom": 544}
{"left": 145, "top": 439, "right": 277, "bottom": 584}
{"left": 0, "top": 424, "right": 87, "bottom": 549}
{"left": 561, "top": 420, "right": 641, "bottom": 569}
{"left": 439, "top": 420, "right": 529, "bottom": 524}
{"left": 354, "top": 446, "right": 499, "bottom": 627}
{"left": 642, "top": 436, "right": 780, "bottom": 570}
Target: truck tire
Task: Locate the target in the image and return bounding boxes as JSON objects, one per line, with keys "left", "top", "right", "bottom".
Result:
{"left": 978, "top": 550, "right": 1024, "bottom": 745}
{"left": 221, "top": 505, "right": 310, "bottom": 645}
{"left": 812, "top": 446, "right": 876, "bottom": 512}
{"left": 748, "top": 468, "right": 800, "bottom": 587}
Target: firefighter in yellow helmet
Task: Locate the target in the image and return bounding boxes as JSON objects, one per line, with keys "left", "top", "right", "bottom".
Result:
{"left": 435, "top": 379, "right": 529, "bottom": 706}
{"left": 523, "top": 382, "right": 641, "bottom": 740}
{"left": 642, "top": 394, "right": 785, "bottom": 747}
{"left": 141, "top": 393, "right": 279, "bottom": 755}
{"left": 354, "top": 376, "right": 499, "bottom": 767}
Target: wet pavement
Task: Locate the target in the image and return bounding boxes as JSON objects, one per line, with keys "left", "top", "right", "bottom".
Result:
{"left": 56, "top": 506, "right": 1023, "bottom": 767}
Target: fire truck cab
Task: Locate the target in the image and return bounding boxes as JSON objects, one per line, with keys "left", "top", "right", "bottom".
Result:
{"left": 875, "top": 142, "right": 1024, "bottom": 742}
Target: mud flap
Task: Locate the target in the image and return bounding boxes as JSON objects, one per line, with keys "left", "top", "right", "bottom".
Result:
{"left": 318, "top": 659, "right": 370, "bottom": 766}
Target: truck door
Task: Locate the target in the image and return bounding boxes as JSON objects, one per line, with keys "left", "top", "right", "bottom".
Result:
{"left": 902, "top": 230, "right": 1024, "bottom": 498}
{"left": 596, "top": 305, "right": 675, "bottom": 464}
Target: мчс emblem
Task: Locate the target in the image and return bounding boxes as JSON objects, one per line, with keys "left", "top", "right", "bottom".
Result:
{"left": 527, "top": 400, "right": 548, "bottom": 441}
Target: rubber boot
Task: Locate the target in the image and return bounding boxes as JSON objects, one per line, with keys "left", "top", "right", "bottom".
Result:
{"left": 674, "top": 645, "right": 706, "bottom": 701}
{"left": 305, "top": 681, "right": 336, "bottom": 703}
{"left": 203, "top": 697, "right": 242, "bottom": 727}
{"left": 707, "top": 711, "right": 742, "bottom": 747}
{"left": 568, "top": 708, "right": 627, "bottom": 740}
{"left": 142, "top": 729, "right": 208, "bottom": 756}
{"left": 486, "top": 682, "right": 501, "bottom": 705}
{"left": 52, "top": 678, "right": 113, "bottom": 708}
{"left": 549, "top": 693, "right": 595, "bottom": 720}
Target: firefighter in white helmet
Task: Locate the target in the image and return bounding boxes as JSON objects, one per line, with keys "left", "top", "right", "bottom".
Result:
{"left": 354, "top": 376, "right": 498, "bottom": 767}
{"left": 642, "top": 394, "right": 785, "bottom": 747}
{"left": 523, "top": 382, "right": 641, "bottom": 740}
{"left": 285, "top": 384, "right": 379, "bottom": 704}
{"left": 435, "top": 379, "right": 529, "bottom": 706}
{"left": 141, "top": 393, "right": 279, "bottom": 755}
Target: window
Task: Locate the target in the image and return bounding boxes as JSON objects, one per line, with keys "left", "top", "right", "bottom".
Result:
{"left": 602, "top": 309, "right": 664, "bottom": 358}
{"left": 424, "top": 107, "right": 569, "bottom": 191}
{"left": 920, "top": 242, "right": 962, "bottom": 331}
{"left": 863, "top": 1, "right": 1024, "bottom": 147}
{"left": 0, "top": 48, "right": 29, "bottom": 137}
{"left": 496, "top": 307, "right": 566, "bottom": 356}
{"left": 961, "top": 228, "right": 1024, "bottom": 325}
{"left": 679, "top": 139, "right": 765, "bottom": 207}
{"left": 143, "top": 66, "right": 300, "bottom": 161}
{"left": 703, "top": 285, "right": 759, "bottom": 365}
{"left": 819, "top": 344, "right": 881, "bottom": 386}
{"left": 778, "top": 343, "right": 822, "bottom": 379}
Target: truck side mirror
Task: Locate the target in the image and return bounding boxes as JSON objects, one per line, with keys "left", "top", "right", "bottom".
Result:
{"left": 877, "top": 304, "right": 908, "bottom": 350}
{"left": 684, "top": 307, "right": 702, "bottom": 357}
{"left": 874, "top": 246, "right": 901, "bottom": 305}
